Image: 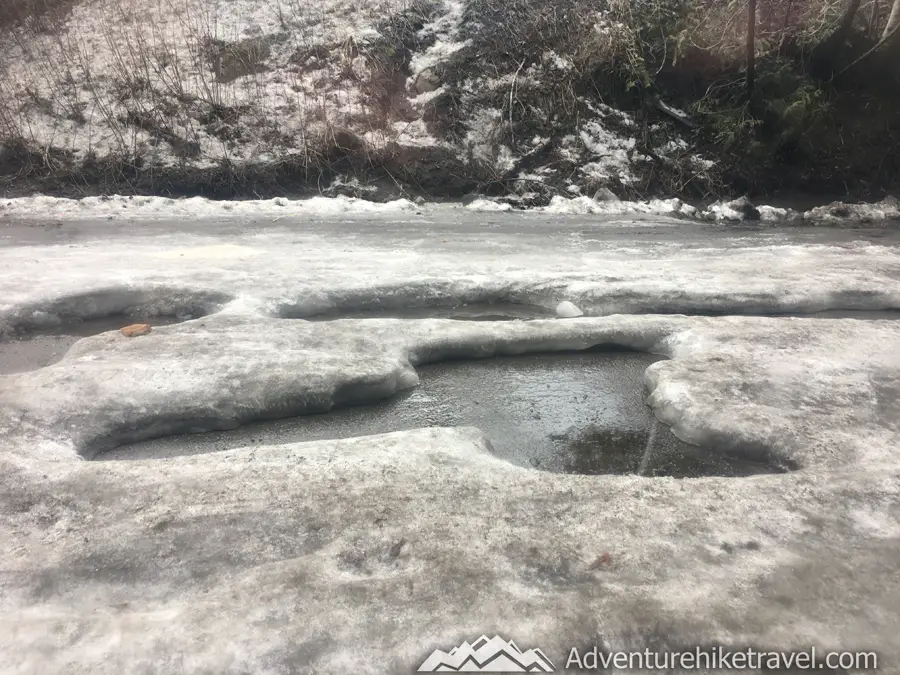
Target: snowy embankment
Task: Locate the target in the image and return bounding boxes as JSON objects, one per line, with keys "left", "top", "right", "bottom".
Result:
{"left": 0, "top": 0, "right": 714, "bottom": 199}
{"left": 0, "top": 194, "right": 420, "bottom": 219}
{"left": 2, "top": 193, "right": 898, "bottom": 224}
{"left": 470, "top": 194, "right": 900, "bottom": 224}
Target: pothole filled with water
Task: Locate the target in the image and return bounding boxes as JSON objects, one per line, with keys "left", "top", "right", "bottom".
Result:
{"left": 299, "top": 304, "right": 900, "bottom": 322}
{"left": 100, "top": 350, "right": 796, "bottom": 478}
{"left": 0, "top": 315, "right": 190, "bottom": 375}
{"left": 643, "top": 308, "right": 900, "bottom": 320}
{"left": 301, "top": 302, "right": 557, "bottom": 322}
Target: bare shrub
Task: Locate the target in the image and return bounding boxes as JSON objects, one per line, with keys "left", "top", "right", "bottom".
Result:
{"left": 205, "top": 35, "right": 281, "bottom": 84}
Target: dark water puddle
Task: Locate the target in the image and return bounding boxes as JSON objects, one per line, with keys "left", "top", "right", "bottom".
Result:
{"left": 643, "top": 308, "right": 900, "bottom": 320}
{"left": 303, "top": 302, "right": 557, "bottom": 322}
{"left": 0, "top": 315, "right": 187, "bottom": 375}
{"left": 100, "top": 351, "right": 793, "bottom": 478}
{"left": 303, "top": 305, "right": 900, "bottom": 322}
{"left": 796, "top": 309, "right": 900, "bottom": 320}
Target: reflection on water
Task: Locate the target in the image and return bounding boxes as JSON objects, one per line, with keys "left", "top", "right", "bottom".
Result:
{"left": 102, "top": 350, "right": 797, "bottom": 478}
{"left": 559, "top": 424, "right": 794, "bottom": 478}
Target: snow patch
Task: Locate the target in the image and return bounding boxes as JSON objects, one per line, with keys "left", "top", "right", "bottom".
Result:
{"left": 576, "top": 120, "right": 640, "bottom": 185}
{"left": 804, "top": 197, "right": 900, "bottom": 223}
{"left": 464, "top": 108, "right": 516, "bottom": 173}
{"left": 757, "top": 206, "right": 801, "bottom": 223}
{"left": 555, "top": 301, "right": 583, "bottom": 318}
{"left": 0, "top": 195, "right": 419, "bottom": 220}
{"left": 540, "top": 196, "right": 698, "bottom": 219}
{"left": 465, "top": 199, "right": 513, "bottom": 212}
{"left": 408, "top": 0, "right": 469, "bottom": 82}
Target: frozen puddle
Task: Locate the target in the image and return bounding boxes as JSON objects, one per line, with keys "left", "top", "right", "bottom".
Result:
{"left": 100, "top": 350, "right": 795, "bottom": 477}
{"left": 300, "top": 306, "right": 900, "bottom": 322}
{"left": 301, "top": 302, "right": 557, "bottom": 322}
{"left": 654, "top": 308, "right": 900, "bottom": 320}
{"left": 0, "top": 315, "right": 189, "bottom": 375}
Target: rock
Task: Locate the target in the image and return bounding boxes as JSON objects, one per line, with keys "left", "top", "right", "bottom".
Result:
{"left": 555, "top": 301, "right": 583, "bottom": 318}
{"left": 705, "top": 196, "right": 761, "bottom": 222}
{"left": 592, "top": 187, "right": 621, "bottom": 203}
{"left": 413, "top": 68, "right": 440, "bottom": 95}
{"left": 120, "top": 323, "right": 152, "bottom": 337}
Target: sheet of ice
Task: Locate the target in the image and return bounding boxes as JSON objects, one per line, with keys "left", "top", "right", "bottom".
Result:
{"left": 1, "top": 312, "right": 899, "bottom": 673}
{"left": 1, "top": 213, "right": 899, "bottom": 673}
{"left": 1, "top": 210, "right": 899, "bottom": 324}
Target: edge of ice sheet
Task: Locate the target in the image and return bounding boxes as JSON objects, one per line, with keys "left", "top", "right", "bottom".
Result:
{"left": 2, "top": 193, "right": 899, "bottom": 223}
{"left": 0, "top": 195, "right": 421, "bottom": 220}
{"left": 1, "top": 314, "right": 898, "bottom": 477}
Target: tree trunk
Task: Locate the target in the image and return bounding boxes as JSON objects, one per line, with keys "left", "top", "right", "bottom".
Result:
{"left": 883, "top": 0, "right": 900, "bottom": 51}
{"left": 834, "top": 0, "right": 900, "bottom": 75}
{"left": 885, "top": 0, "right": 900, "bottom": 39}
{"left": 746, "top": 0, "right": 757, "bottom": 100}
{"left": 869, "top": 0, "right": 880, "bottom": 39}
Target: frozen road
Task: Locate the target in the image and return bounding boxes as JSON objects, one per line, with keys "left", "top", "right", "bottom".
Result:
{"left": 1, "top": 205, "right": 899, "bottom": 674}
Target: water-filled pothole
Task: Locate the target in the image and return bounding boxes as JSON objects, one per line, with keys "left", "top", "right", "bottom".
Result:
{"left": 301, "top": 302, "right": 557, "bottom": 322}
{"left": 640, "top": 308, "right": 900, "bottom": 320}
{"left": 1, "top": 287, "right": 232, "bottom": 374}
{"left": 0, "top": 315, "right": 190, "bottom": 375}
{"left": 300, "top": 304, "right": 900, "bottom": 322}
{"left": 100, "top": 350, "right": 795, "bottom": 478}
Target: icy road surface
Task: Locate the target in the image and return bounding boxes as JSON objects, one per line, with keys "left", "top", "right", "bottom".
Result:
{"left": 1, "top": 207, "right": 900, "bottom": 675}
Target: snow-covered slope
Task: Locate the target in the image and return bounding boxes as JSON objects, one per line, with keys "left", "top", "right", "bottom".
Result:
{"left": 1, "top": 0, "right": 415, "bottom": 166}
{"left": 0, "top": 0, "right": 706, "bottom": 198}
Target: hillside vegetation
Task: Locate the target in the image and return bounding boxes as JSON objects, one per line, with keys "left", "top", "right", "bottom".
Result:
{"left": 0, "top": 0, "right": 898, "bottom": 203}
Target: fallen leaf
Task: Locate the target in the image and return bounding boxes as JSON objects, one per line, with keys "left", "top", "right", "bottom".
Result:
{"left": 588, "top": 552, "right": 612, "bottom": 570}
{"left": 120, "top": 323, "right": 152, "bottom": 337}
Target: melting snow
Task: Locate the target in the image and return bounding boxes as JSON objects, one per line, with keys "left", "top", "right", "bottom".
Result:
{"left": 408, "top": 0, "right": 469, "bottom": 83}
{"left": 539, "top": 195, "right": 699, "bottom": 218}
{"left": 0, "top": 194, "right": 419, "bottom": 220}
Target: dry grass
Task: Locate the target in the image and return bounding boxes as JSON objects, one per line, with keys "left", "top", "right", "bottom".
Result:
{"left": 0, "top": 0, "right": 408, "bottom": 175}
